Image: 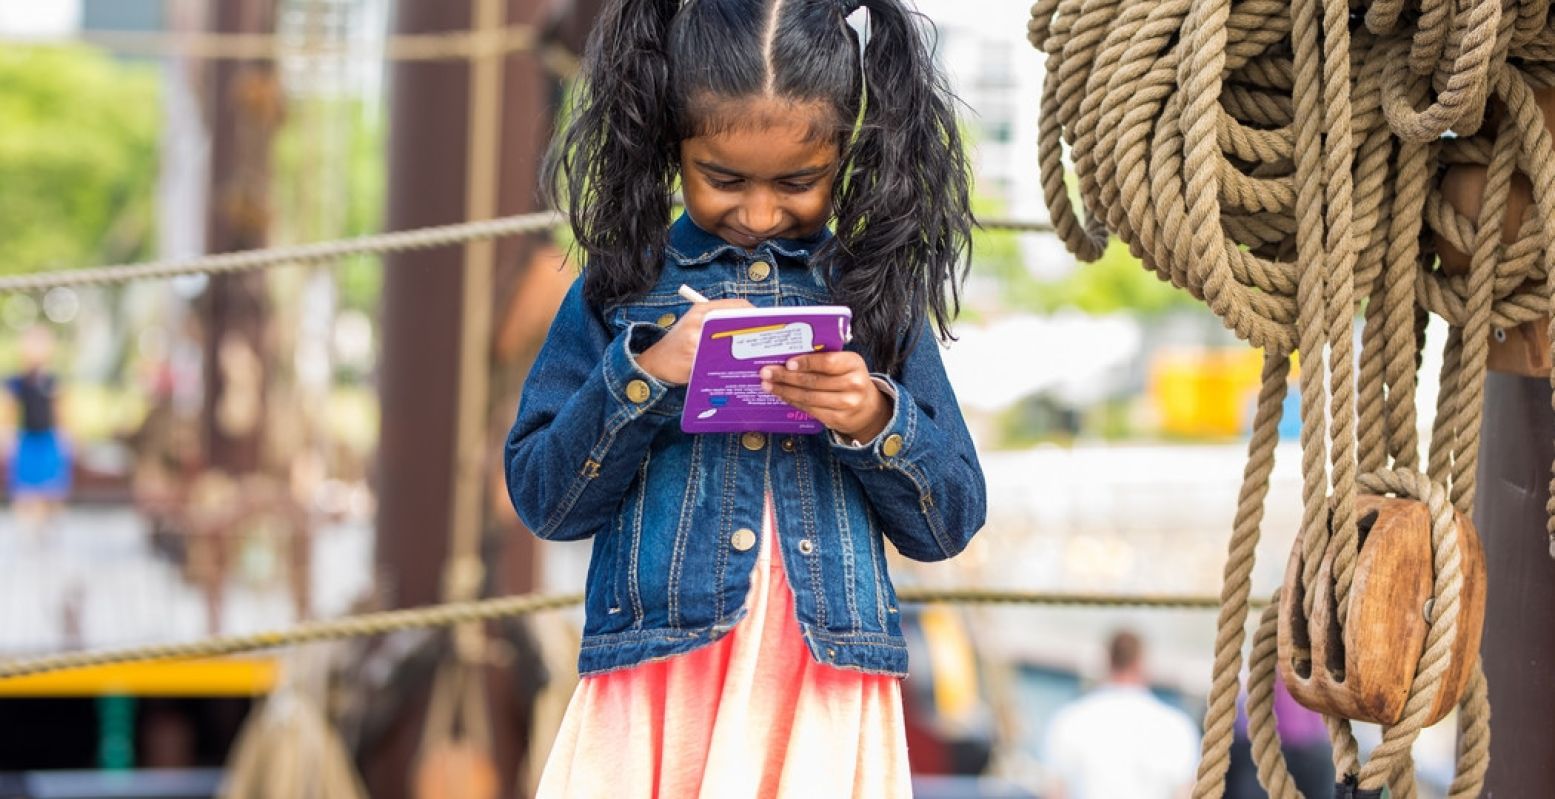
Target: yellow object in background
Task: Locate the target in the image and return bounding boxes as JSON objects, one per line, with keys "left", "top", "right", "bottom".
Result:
{"left": 1148, "top": 348, "right": 1265, "bottom": 437}
{"left": 0, "top": 658, "right": 276, "bottom": 697}
{"left": 919, "top": 606, "right": 980, "bottom": 725}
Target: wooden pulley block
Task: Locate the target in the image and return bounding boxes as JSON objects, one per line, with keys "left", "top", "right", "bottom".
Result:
{"left": 1435, "top": 85, "right": 1555, "bottom": 274}
{"left": 1435, "top": 87, "right": 1555, "bottom": 377}
{"left": 1277, "top": 495, "right": 1486, "bottom": 726}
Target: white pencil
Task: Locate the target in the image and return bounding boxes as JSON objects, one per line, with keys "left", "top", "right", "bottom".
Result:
{"left": 678, "top": 284, "right": 710, "bottom": 303}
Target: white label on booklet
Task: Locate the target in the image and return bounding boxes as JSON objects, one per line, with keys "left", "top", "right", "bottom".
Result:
{"left": 728, "top": 322, "right": 815, "bottom": 360}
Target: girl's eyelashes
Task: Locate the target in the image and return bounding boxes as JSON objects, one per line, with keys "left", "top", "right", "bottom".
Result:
{"left": 704, "top": 176, "right": 818, "bottom": 193}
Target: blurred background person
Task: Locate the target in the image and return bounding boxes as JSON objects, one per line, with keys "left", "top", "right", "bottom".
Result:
{"left": 5, "top": 324, "right": 71, "bottom": 541}
{"left": 1225, "top": 678, "right": 1334, "bottom": 798}
{"left": 1043, "top": 629, "right": 1200, "bottom": 799}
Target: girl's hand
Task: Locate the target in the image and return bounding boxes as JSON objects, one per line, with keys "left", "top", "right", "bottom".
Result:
{"left": 635, "top": 298, "right": 753, "bottom": 385}
{"left": 760, "top": 353, "right": 892, "bottom": 443}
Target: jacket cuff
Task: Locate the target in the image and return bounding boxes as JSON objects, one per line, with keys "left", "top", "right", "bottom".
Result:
{"left": 829, "top": 374, "right": 913, "bottom": 464}
{"left": 602, "top": 322, "right": 685, "bottom": 417}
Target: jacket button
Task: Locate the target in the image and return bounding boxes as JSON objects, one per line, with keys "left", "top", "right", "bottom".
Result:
{"left": 656, "top": 312, "right": 677, "bottom": 327}
{"left": 731, "top": 528, "right": 757, "bottom": 551}
{"left": 798, "top": 538, "right": 814, "bottom": 554}
{"left": 881, "top": 433, "right": 904, "bottom": 457}
{"left": 741, "top": 431, "right": 767, "bottom": 451}
{"left": 781, "top": 437, "right": 797, "bottom": 453}
{"left": 626, "top": 379, "right": 651, "bottom": 404}
{"left": 748, "top": 261, "right": 772, "bottom": 281}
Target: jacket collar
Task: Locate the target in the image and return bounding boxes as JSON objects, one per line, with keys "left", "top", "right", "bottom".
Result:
{"left": 665, "top": 212, "right": 831, "bottom": 267}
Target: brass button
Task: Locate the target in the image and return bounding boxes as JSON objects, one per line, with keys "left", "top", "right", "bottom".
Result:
{"left": 731, "top": 528, "right": 757, "bottom": 552}
{"left": 798, "top": 538, "right": 814, "bottom": 555}
{"left": 741, "top": 431, "right": 767, "bottom": 451}
{"left": 781, "top": 437, "right": 797, "bottom": 453}
{"left": 881, "top": 433, "right": 904, "bottom": 457}
{"left": 626, "top": 379, "right": 651, "bottom": 404}
{"left": 656, "top": 312, "right": 677, "bottom": 327}
{"left": 748, "top": 261, "right": 772, "bottom": 282}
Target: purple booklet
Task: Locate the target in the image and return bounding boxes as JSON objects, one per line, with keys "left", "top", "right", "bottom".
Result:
{"left": 680, "top": 306, "right": 854, "bottom": 434}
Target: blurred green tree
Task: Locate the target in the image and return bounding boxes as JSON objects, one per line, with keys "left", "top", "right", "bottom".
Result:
{"left": 1046, "top": 238, "right": 1201, "bottom": 315}
{"left": 968, "top": 165, "right": 1201, "bottom": 316}
{"left": 0, "top": 47, "right": 160, "bottom": 275}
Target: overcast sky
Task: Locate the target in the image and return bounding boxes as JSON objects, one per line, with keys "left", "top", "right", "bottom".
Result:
{"left": 0, "top": 2, "right": 80, "bottom": 35}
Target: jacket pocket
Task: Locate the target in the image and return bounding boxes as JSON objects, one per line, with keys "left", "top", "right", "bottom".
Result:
{"left": 608, "top": 291, "right": 700, "bottom": 334}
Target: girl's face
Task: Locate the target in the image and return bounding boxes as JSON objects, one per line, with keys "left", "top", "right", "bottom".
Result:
{"left": 679, "top": 98, "right": 840, "bottom": 249}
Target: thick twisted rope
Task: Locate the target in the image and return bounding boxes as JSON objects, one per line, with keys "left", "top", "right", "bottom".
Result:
{"left": 0, "top": 592, "right": 583, "bottom": 681}
{"left": 1192, "top": 351, "right": 1290, "bottom": 798}
{"left": 0, "top": 588, "right": 1269, "bottom": 681}
{"left": 0, "top": 214, "right": 1053, "bottom": 294}
{"left": 0, "top": 212, "right": 563, "bottom": 294}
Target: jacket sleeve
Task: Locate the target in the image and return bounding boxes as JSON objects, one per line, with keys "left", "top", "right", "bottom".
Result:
{"left": 829, "top": 327, "right": 988, "bottom": 561}
{"left": 504, "top": 278, "right": 684, "bottom": 541}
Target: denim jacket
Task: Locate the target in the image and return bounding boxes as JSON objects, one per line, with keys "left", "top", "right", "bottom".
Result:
{"left": 504, "top": 213, "right": 987, "bottom": 677}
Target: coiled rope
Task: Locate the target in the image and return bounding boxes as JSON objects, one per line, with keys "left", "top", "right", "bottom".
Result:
{"left": 1030, "top": 0, "right": 1555, "bottom": 793}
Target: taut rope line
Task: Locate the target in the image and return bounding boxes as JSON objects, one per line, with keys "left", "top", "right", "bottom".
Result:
{"left": 0, "top": 212, "right": 564, "bottom": 293}
{"left": 0, "top": 589, "right": 1268, "bottom": 681}
{"left": 0, "top": 213, "right": 1053, "bottom": 294}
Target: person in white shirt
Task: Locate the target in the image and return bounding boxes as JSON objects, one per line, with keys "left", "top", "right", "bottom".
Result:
{"left": 1043, "top": 630, "right": 1201, "bottom": 799}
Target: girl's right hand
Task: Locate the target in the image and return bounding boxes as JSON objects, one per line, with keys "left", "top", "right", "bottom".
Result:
{"left": 635, "top": 298, "right": 753, "bottom": 385}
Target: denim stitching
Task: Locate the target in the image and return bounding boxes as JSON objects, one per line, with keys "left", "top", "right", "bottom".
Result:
{"left": 792, "top": 436, "right": 827, "bottom": 627}
{"left": 898, "top": 460, "right": 954, "bottom": 557}
{"left": 802, "top": 629, "right": 903, "bottom": 645}
{"left": 666, "top": 433, "right": 703, "bottom": 629}
{"left": 536, "top": 406, "right": 627, "bottom": 538}
{"left": 865, "top": 509, "right": 893, "bottom": 623}
{"left": 714, "top": 433, "right": 738, "bottom": 621}
{"left": 763, "top": 241, "right": 813, "bottom": 260}
{"left": 553, "top": 346, "right": 636, "bottom": 553}
{"left": 607, "top": 505, "right": 625, "bottom": 615}
{"left": 628, "top": 453, "right": 649, "bottom": 628}
{"left": 829, "top": 454, "right": 862, "bottom": 632}
{"left": 666, "top": 244, "right": 735, "bottom": 267}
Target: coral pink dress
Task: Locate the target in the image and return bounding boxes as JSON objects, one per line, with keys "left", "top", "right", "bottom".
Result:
{"left": 536, "top": 495, "right": 913, "bottom": 798}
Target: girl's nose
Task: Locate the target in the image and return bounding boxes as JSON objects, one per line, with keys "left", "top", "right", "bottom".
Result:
{"left": 741, "top": 192, "right": 784, "bottom": 236}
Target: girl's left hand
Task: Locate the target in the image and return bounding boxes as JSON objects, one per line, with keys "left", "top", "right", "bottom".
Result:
{"left": 760, "top": 353, "right": 892, "bottom": 443}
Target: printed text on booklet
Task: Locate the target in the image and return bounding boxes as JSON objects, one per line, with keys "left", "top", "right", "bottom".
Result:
{"left": 680, "top": 306, "right": 853, "bottom": 434}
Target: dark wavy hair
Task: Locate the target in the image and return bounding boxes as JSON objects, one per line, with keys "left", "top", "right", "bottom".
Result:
{"left": 545, "top": 0, "right": 972, "bottom": 375}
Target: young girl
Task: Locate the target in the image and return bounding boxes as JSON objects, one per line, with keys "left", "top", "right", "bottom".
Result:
{"left": 506, "top": 0, "right": 985, "bottom": 795}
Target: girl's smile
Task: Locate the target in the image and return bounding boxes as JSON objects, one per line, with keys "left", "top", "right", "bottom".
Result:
{"left": 679, "top": 99, "right": 840, "bottom": 249}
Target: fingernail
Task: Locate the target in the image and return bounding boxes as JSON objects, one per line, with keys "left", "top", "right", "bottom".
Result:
{"left": 761, "top": 380, "right": 772, "bottom": 392}
{"left": 760, "top": 367, "right": 773, "bottom": 380}
{"left": 786, "top": 360, "right": 798, "bottom": 371}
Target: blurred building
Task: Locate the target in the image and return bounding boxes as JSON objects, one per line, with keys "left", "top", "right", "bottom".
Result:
{"left": 914, "top": 0, "right": 1041, "bottom": 210}
{"left": 82, "top": 0, "right": 161, "bottom": 31}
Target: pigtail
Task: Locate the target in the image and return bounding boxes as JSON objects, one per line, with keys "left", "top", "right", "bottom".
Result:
{"left": 827, "top": 0, "right": 972, "bottom": 376}
{"left": 543, "top": 0, "right": 681, "bottom": 307}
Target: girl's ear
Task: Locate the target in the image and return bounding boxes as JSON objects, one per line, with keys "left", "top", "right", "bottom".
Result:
{"left": 829, "top": 0, "right": 972, "bottom": 375}
{"left": 545, "top": 0, "right": 682, "bottom": 307}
